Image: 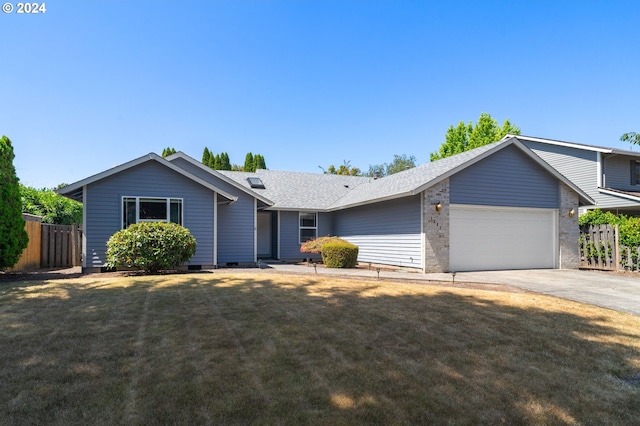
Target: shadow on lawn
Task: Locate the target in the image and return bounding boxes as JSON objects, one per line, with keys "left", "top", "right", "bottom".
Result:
{"left": 1, "top": 274, "right": 639, "bottom": 425}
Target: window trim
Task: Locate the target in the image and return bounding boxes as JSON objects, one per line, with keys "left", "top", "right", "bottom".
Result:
{"left": 299, "top": 212, "right": 318, "bottom": 243}
{"left": 121, "top": 196, "right": 183, "bottom": 229}
{"left": 633, "top": 161, "right": 640, "bottom": 186}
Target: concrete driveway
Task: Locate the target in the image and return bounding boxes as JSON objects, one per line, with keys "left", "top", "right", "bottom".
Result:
{"left": 449, "top": 269, "right": 640, "bottom": 317}
{"left": 267, "top": 263, "right": 640, "bottom": 317}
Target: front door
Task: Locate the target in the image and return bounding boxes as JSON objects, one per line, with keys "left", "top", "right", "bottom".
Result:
{"left": 257, "top": 212, "right": 272, "bottom": 258}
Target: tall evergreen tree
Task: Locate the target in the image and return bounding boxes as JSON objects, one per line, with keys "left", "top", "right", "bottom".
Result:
{"left": 0, "top": 136, "right": 28, "bottom": 270}
{"left": 219, "top": 152, "right": 232, "bottom": 170}
{"left": 202, "top": 147, "right": 211, "bottom": 166}
{"left": 254, "top": 154, "right": 266, "bottom": 170}
{"left": 244, "top": 152, "right": 255, "bottom": 172}
{"left": 161, "top": 147, "right": 176, "bottom": 157}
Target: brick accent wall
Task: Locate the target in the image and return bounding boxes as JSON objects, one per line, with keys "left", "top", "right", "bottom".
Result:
{"left": 558, "top": 181, "right": 580, "bottom": 269}
{"left": 423, "top": 178, "right": 450, "bottom": 273}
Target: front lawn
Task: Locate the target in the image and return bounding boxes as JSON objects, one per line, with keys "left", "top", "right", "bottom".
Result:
{"left": 1, "top": 273, "right": 639, "bottom": 424}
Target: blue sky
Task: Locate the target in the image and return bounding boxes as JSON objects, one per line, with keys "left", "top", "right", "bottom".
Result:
{"left": 3, "top": 0, "right": 639, "bottom": 188}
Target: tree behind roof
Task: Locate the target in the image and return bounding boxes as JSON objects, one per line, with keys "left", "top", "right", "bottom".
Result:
{"left": 430, "top": 113, "right": 521, "bottom": 161}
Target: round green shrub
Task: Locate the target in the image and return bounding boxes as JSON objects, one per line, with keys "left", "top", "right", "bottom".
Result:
{"left": 106, "top": 222, "right": 196, "bottom": 274}
{"left": 300, "top": 236, "right": 349, "bottom": 254}
{"left": 321, "top": 241, "right": 359, "bottom": 268}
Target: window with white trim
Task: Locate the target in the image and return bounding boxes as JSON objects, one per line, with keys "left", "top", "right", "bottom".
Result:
{"left": 299, "top": 212, "right": 317, "bottom": 243}
{"left": 122, "top": 197, "right": 183, "bottom": 229}
{"left": 632, "top": 161, "right": 640, "bottom": 185}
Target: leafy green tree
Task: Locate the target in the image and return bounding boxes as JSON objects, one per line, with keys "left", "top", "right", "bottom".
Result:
{"left": 0, "top": 136, "right": 28, "bottom": 269}
{"left": 430, "top": 113, "right": 521, "bottom": 161}
{"left": 620, "top": 132, "right": 640, "bottom": 148}
{"left": 325, "top": 160, "right": 361, "bottom": 176}
{"left": 161, "top": 147, "right": 176, "bottom": 157}
{"left": 21, "top": 184, "right": 82, "bottom": 225}
{"left": 367, "top": 154, "right": 417, "bottom": 177}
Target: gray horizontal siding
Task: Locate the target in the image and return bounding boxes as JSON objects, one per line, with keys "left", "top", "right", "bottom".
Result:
{"left": 596, "top": 152, "right": 640, "bottom": 208}
{"left": 85, "top": 161, "right": 215, "bottom": 268}
{"left": 334, "top": 196, "right": 422, "bottom": 268}
{"left": 279, "top": 211, "right": 332, "bottom": 260}
{"left": 279, "top": 211, "right": 300, "bottom": 260}
{"left": 450, "top": 145, "right": 559, "bottom": 208}
{"left": 522, "top": 141, "right": 640, "bottom": 209}
{"left": 170, "top": 157, "right": 257, "bottom": 263}
{"left": 603, "top": 155, "right": 640, "bottom": 192}
{"left": 217, "top": 196, "right": 255, "bottom": 264}
{"left": 522, "top": 140, "right": 598, "bottom": 202}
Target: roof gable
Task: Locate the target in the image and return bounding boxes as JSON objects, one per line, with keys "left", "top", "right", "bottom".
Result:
{"left": 328, "top": 138, "right": 594, "bottom": 210}
{"left": 57, "top": 153, "right": 237, "bottom": 203}
{"left": 165, "top": 152, "right": 273, "bottom": 206}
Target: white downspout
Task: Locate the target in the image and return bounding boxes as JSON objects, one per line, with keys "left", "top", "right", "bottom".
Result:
{"left": 596, "top": 152, "right": 603, "bottom": 188}
{"left": 421, "top": 191, "right": 426, "bottom": 273}
{"left": 213, "top": 193, "right": 218, "bottom": 268}
{"left": 82, "top": 185, "right": 87, "bottom": 269}
{"left": 254, "top": 198, "right": 258, "bottom": 263}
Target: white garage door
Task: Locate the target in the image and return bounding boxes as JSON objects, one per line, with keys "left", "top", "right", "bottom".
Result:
{"left": 450, "top": 205, "right": 557, "bottom": 272}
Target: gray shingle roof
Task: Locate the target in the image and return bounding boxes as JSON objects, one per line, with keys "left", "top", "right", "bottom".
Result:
{"left": 219, "top": 140, "right": 513, "bottom": 211}
{"left": 217, "top": 169, "right": 370, "bottom": 210}
{"left": 328, "top": 141, "right": 507, "bottom": 209}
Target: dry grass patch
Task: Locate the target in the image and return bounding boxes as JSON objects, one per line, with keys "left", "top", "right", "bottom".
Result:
{"left": 1, "top": 273, "right": 639, "bottom": 425}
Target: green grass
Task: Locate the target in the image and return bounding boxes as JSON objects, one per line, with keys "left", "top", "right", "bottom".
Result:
{"left": 1, "top": 272, "right": 639, "bottom": 425}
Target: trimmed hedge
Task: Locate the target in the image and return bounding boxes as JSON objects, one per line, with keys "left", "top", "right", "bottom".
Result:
{"left": 321, "top": 241, "right": 359, "bottom": 268}
{"left": 300, "top": 236, "right": 349, "bottom": 254}
{"left": 106, "top": 222, "right": 196, "bottom": 274}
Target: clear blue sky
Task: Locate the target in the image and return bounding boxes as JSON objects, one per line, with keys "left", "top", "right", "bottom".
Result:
{"left": 3, "top": 0, "right": 639, "bottom": 188}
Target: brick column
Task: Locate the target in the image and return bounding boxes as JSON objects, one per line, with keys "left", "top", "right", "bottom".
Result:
{"left": 423, "top": 178, "right": 450, "bottom": 273}
{"left": 558, "top": 182, "right": 579, "bottom": 269}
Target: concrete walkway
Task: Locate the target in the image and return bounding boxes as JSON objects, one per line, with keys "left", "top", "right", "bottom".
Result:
{"left": 264, "top": 263, "right": 640, "bottom": 317}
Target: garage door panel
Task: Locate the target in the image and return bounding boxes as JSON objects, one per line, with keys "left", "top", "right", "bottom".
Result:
{"left": 450, "top": 206, "right": 557, "bottom": 272}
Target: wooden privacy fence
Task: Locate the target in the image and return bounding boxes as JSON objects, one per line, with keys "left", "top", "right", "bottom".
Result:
{"left": 10, "top": 215, "right": 82, "bottom": 271}
{"left": 579, "top": 224, "right": 640, "bottom": 271}
{"left": 10, "top": 214, "right": 43, "bottom": 271}
{"left": 41, "top": 224, "right": 83, "bottom": 269}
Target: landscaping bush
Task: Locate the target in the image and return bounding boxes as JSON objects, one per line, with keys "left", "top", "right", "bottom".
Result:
{"left": 579, "top": 209, "right": 640, "bottom": 247}
{"left": 106, "top": 222, "right": 196, "bottom": 274}
{"left": 579, "top": 208, "right": 640, "bottom": 267}
{"left": 321, "top": 241, "right": 359, "bottom": 268}
{"left": 300, "top": 236, "right": 349, "bottom": 254}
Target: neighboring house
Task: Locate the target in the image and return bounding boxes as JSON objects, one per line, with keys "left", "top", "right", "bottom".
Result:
{"left": 57, "top": 138, "right": 593, "bottom": 273}
{"left": 512, "top": 135, "right": 640, "bottom": 216}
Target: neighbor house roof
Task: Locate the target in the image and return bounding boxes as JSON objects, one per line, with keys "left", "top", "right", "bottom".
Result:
{"left": 598, "top": 187, "right": 640, "bottom": 203}
{"left": 56, "top": 153, "right": 238, "bottom": 203}
{"left": 506, "top": 134, "right": 640, "bottom": 157}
